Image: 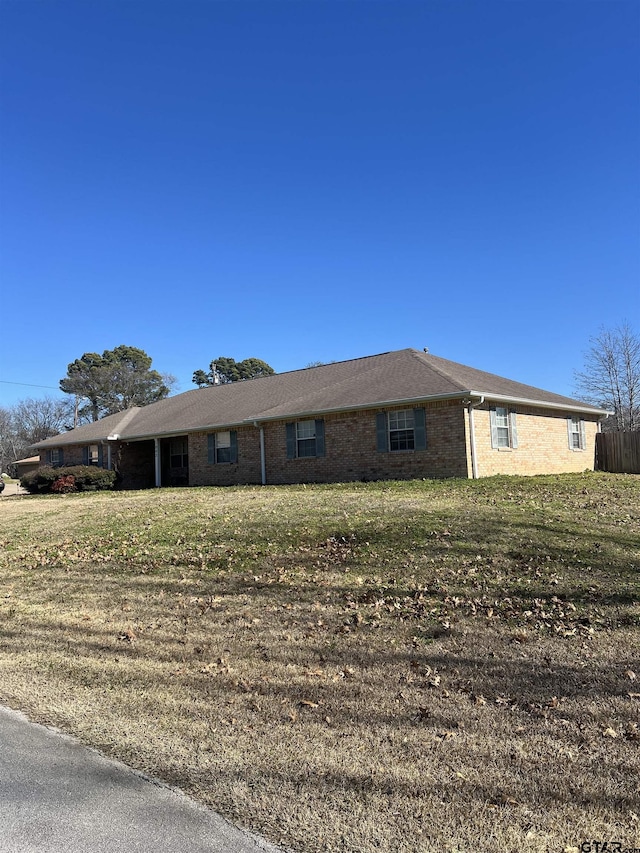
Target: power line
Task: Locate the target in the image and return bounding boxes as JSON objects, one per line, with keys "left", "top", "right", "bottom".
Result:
{"left": 0, "top": 380, "right": 61, "bottom": 390}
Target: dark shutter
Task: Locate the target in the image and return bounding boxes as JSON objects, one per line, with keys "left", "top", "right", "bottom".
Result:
{"left": 509, "top": 411, "right": 518, "bottom": 449}
{"left": 376, "top": 413, "right": 388, "bottom": 452}
{"left": 98, "top": 445, "right": 104, "bottom": 467}
{"left": 489, "top": 408, "right": 499, "bottom": 449}
{"left": 58, "top": 449, "right": 64, "bottom": 467}
{"left": 82, "top": 446, "right": 89, "bottom": 465}
{"left": 315, "top": 420, "right": 325, "bottom": 457}
{"left": 286, "top": 423, "right": 296, "bottom": 459}
{"left": 230, "top": 431, "right": 238, "bottom": 463}
{"left": 208, "top": 434, "right": 215, "bottom": 464}
{"left": 413, "top": 408, "right": 426, "bottom": 451}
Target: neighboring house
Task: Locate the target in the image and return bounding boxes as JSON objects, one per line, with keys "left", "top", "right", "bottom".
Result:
{"left": 13, "top": 456, "right": 41, "bottom": 478}
{"left": 34, "top": 349, "right": 609, "bottom": 488}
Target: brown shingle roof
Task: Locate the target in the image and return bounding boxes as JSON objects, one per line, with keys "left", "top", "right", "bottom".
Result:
{"left": 36, "top": 349, "right": 606, "bottom": 448}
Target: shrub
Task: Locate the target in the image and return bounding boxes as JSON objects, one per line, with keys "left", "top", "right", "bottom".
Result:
{"left": 21, "top": 465, "right": 117, "bottom": 494}
{"left": 51, "top": 475, "right": 77, "bottom": 494}
{"left": 21, "top": 467, "right": 60, "bottom": 494}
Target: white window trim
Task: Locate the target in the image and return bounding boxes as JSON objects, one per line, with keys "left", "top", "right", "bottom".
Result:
{"left": 490, "top": 406, "right": 518, "bottom": 450}
{"left": 568, "top": 416, "right": 586, "bottom": 451}
{"left": 296, "top": 420, "right": 317, "bottom": 457}
{"left": 388, "top": 409, "right": 416, "bottom": 452}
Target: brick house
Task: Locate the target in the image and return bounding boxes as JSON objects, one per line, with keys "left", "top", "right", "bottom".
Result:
{"left": 35, "top": 349, "right": 608, "bottom": 487}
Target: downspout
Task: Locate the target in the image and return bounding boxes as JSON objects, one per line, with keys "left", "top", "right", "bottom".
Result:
{"left": 154, "top": 437, "right": 161, "bottom": 488}
{"left": 467, "top": 396, "right": 484, "bottom": 480}
{"left": 254, "top": 422, "right": 266, "bottom": 485}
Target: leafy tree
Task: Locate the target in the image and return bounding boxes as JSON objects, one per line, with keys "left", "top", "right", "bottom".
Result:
{"left": 192, "top": 356, "right": 275, "bottom": 387}
{"left": 60, "top": 345, "right": 174, "bottom": 421}
{"left": 575, "top": 321, "right": 640, "bottom": 431}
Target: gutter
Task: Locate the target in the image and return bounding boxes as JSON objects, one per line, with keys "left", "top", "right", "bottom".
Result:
{"left": 246, "top": 391, "right": 473, "bottom": 426}
{"left": 464, "top": 391, "right": 607, "bottom": 417}
{"left": 34, "top": 391, "right": 610, "bottom": 448}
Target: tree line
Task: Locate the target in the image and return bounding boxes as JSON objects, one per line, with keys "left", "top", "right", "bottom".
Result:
{"left": 0, "top": 347, "right": 276, "bottom": 473}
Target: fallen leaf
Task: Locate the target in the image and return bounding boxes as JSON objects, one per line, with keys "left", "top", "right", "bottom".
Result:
{"left": 117, "top": 629, "right": 136, "bottom": 642}
{"left": 625, "top": 669, "right": 637, "bottom": 681}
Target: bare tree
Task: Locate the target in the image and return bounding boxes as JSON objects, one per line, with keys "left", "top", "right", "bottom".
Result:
{"left": 0, "top": 406, "right": 19, "bottom": 474}
{"left": 0, "top": 397, "right": 75, "bottom": 472}
{"left": 575, "top": 321, "right": 640, "bottom": 431}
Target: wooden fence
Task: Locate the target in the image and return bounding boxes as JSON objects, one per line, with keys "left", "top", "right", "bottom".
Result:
{"left": 595, "top": 432, "right": 640, "bottom": 474}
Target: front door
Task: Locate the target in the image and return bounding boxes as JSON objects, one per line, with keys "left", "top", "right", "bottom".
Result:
{"left": 161, "top": 436, "right": 189, "bottom": 486}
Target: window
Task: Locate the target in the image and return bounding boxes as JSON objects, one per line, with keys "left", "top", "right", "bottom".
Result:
{"left": 207, "top": 431, "right": 238, "bottom": 464}
{"left": 286, "top": 419, "right": 325, "bottom": 459}
{"left": 490, "top": 407, "right": 518, "bottom": 449}
{"left": 568, "top": 416, "right": 586, "bottom": 450}
{"left": 376, "top": 409, "right": 427, "bottom": 452}
{"left": 49, "top": 448, "right": 62, "bottom": 467}
{"left": 388, "top": 410, "right": 415, "bottom": 451}
{"left": 494, "top": 407, "right": 510, "bottom": 448}
{"left": 170, "top": 437, "right": 188, "bottom": 468}
{"left": 88, "top": 445, "right": 99, "bottom": 465}
{"left": 296, "top": 420, "right": 317, "bottom": 457}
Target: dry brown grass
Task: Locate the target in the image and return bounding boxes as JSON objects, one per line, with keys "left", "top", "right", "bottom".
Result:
{"left": 0, "top": 474, "right": 638, "bottom": 852}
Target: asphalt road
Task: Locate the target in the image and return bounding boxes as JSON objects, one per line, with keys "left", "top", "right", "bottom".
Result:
{"left": 0, "top": 704, "right": 284, "bottom": 853}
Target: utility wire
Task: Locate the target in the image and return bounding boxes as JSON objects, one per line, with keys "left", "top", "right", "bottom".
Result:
{"left": 0, "top": 380, "right": 60, "bottom": 390}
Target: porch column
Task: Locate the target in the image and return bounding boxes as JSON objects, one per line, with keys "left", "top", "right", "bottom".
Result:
{"left": 154, "top": 437, "right": 161, "bottom": 488}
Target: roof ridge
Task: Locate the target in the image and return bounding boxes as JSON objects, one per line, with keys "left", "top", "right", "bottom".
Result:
{"left": 408, "top": 349, "right": 468, "bottom": 391}
{"left": 108, "top": 407, "right": 141, "bottom": 436}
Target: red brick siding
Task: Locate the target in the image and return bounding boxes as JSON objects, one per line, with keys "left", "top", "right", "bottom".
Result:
{"left": 192, "top": 402, "right": 468, "bottom": 485}
{"left": 189, "top": 427, "right": 262, "bottom": 486}
{"left": 39, "top": 401, "right": 602, "bottom": 489}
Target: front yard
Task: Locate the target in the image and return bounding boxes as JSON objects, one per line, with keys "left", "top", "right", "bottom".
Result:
{"left": 0, "top": 473, "right": 638, "bottom": 852}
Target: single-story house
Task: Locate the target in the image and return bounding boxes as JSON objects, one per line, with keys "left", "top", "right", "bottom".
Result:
{"left": 13, "top": 456, "right": 41, "bottom": 478}
{"left": 34, "top": 348, "right": 609, "bottom": 488}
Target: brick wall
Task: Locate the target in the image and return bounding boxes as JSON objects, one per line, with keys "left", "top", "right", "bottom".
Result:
{"left": 189, "top": 427, "right": 263, "bottom": 486}
{"left": 469, "top": 404, "right": 599, "bottom": 477}
{"left": 187, "top": 401, "right": 469, "bottom": 486}
{"left": 40, "top": 445, "right": 85, "bottom": 467}
{"left": 39, "top": 400, "right": 602, "bottom": 489}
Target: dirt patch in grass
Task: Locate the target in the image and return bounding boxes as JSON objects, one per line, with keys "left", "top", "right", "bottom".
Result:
{"left": 0, "top": 474, "right": 639, "bottom": 852}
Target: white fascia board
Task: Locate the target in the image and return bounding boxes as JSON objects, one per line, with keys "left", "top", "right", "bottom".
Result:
{"left": 472, "top": 391, "right": 610, "bottom": 416}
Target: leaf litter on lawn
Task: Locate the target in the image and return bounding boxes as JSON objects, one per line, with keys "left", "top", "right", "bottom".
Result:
{"left": 0, "top": 473, "right": 638, "bottom": 852}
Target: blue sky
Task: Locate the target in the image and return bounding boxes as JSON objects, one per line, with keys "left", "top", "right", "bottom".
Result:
{"left": 1, "top": 0, "right": 638, "bottom": 407}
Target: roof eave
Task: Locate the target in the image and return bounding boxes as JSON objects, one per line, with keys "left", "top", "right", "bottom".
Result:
{"left": 472, "top": 391, "right": 610, "bottom": 416}
{"left": 249, "top": 392, "right": 472, "bottom": 424}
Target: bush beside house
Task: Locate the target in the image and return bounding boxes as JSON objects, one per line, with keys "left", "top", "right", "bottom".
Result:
{"left": 21, "top": 465, "right": 117, "bottom": 494}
